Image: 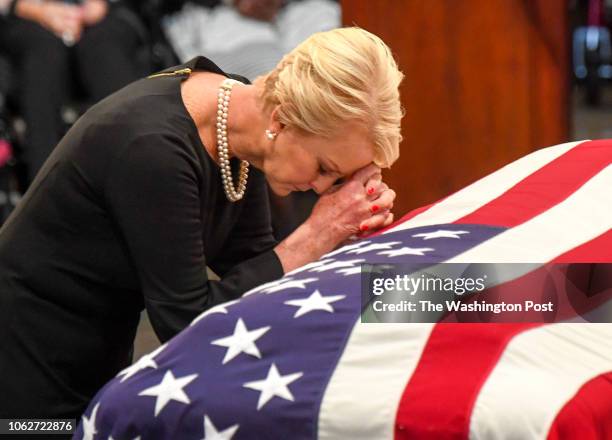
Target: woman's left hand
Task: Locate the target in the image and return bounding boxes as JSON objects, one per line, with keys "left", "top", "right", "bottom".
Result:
{"left": 357, "top": 177, "right": 396, "bottom": 236}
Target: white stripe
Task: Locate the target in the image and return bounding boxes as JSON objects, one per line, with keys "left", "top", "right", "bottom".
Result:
{"left": 386, "top": 141, "right": 586, "bottom": 233}
{"left": 469, "top": 324, "right": 612, "bottom": 440}
{"left": 317, "top": 323, "right": 434, "bottom": 440}
{"left": 449, "top": 165, "right": 612, "bottom": 263}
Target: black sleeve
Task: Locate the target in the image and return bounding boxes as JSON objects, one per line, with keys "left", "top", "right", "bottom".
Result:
{"left": 105, "top": 134, "right": 283, "bottom": 342}
{"left": 208, "top": 168, "right": 280, "bottom": 277}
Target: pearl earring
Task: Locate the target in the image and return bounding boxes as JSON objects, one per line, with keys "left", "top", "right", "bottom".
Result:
{"left": 265, "top": 129, "right": 278, "bottom": 141}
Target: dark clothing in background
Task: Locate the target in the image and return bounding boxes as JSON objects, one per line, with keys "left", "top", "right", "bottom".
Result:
{"left": 0, "top": 57, "right": 283, "bottom": 418}
{"left": 158, "top": 0, "right": 338, "bottom": 14}
{"left": 0, "top": 8, "right": 145, "bottom": 183}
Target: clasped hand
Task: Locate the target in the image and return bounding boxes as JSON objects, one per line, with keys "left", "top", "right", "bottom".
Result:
{"left": 33, "top": 0, "right": 108, "bottom": 44}
{"left": 309, "top": 164, "right": 396, "bottom": 245}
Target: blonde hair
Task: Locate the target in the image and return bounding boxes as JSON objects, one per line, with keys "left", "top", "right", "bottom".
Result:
{"left": 256, "top": 27, "right": 404, "bottom": 168}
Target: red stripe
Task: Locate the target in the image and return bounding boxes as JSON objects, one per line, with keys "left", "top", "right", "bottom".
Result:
{"left": 371, "top": 203, "right": 437, "bottom": 237}
{"left": 553, "top": 229, "right": 612, "bottom": 263}
{"left": 395, "top": 203, "right": 436, "bottom": 226}
{"left": 394, "top": 323, "right": 539, "bottom": 440}
{"left": 437, "top": 263, "right": 612, "bottom": 324}
{"left": 546, "top": 372, "right": 612, "bottom": 440}
{"left": 455, "top": 140, "right": 612, "bottom": 228}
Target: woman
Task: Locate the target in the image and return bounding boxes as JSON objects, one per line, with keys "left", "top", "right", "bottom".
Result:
{"left": 0, "top": 27, "right": 403, "bottom": 419}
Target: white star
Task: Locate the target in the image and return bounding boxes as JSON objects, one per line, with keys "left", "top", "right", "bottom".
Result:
{"left": 338, "top": 264, "right": 385, "bottom": 277}
{"left": 284, "top": 289, "right": 346, "bottom": 318}
{"left": 336, "top": 267, "right": 362, "bottom": 276}
{"left": 412, "top": 230, "right": 470, "bottom": 240}
{"left": 244, "top": 277, "right": 321, "bottom": 296}
{"left": 243, "top": 364, "right": 303, "bottom": 410}
{"left": 378, "top": 246, "right": 435, "bottom": 257}
{"left": 211, "top": 318, "right": 270, "bottom": 364}
{"left": 261, "top": 277, "right": 319, "bottom": 294}
{"left": 81, "top": 403, "right": 99, "bottom": 440}
{"left": 191, "top": 300, "right": 240, "bottom": 326}
{"left": 308, "top": 259, "right": 365, "bottom": 273}
{"left": 244, "top": 278, "right": 289, "bottom": 296}
{"left": 321, "top": 241, "right": 371, "bottom": 258}
{"left": 346, "top": 241, "right": 401, "bottom": 254}
{"left": 117, "top": 343, "right": 167, "bottom": 382}
{"left": 138, "top": 370, "right": 198, "bottom": 416}
{"left": 118, "top": 354, "right": 157, "bottom": 382}
{"left": 202, "top": 415, "right": 239, "bottom": 440}
{"left": 285, "top": 259, "right": 334, "bottom": 276}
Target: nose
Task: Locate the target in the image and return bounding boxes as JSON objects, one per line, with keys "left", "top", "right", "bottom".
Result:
{"left": 309, "top": 175, "right": 338, "bottom": 194}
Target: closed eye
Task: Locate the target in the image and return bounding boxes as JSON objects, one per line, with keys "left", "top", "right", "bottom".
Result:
{"left": 318, "top": 163, "right": 330, "bottom": 176}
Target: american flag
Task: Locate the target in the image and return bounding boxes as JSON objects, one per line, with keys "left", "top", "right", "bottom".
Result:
{"left": 74, "top": 140, "right": 612, "bottom": 440}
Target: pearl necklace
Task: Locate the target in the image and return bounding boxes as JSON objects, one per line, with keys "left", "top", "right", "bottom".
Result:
{"left": 217, "top": 78, "right": 249, "bottom": 202}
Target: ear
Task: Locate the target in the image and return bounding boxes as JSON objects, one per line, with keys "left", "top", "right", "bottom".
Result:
{"left": 268, "top": 105, "right": 285, "bottom": 133}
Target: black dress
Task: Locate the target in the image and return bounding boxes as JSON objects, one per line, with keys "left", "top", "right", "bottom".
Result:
{"left": 0, "top": 57, "right": 283, "bottom": 419}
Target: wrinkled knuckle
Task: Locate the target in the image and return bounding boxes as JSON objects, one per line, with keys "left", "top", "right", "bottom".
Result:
{"left": 351, "top": 192, "right": 364, "bottom": 204}
{"left": 348, "top": 180, "right": 363, "bottom": 192}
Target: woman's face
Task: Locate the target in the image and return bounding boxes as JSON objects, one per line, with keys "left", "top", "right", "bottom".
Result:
{"left": 262, "top": 120, "right": 376, "bottom": 196}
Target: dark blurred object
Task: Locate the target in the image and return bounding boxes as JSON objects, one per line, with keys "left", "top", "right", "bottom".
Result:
{"left": 0, "top": 136, "right": 20, "bottom": 225}
{"left": 137, "top": 0, "right": 180, "bottom": 69}
{"left": 0, "top": 54, "right": 12, "bottom": 103}
{"left": 0, "top": 56, "right": 20, "bottom": 225}
{"left": 269, "top": 190, "right": 318, "bottom": 241}
{"left": 572, "top": 0, "right": 612, "bottom": 106}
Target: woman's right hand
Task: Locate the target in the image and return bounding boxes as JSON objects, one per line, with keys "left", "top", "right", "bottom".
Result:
{"left": 307, "top": 163, "right": 396, "bottom": 247}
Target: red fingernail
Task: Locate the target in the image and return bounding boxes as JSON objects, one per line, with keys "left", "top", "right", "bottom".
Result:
{"left": 360, "top": 224, "right": 369, "bottom": 232}
{"left": 367, "top": 187, "right": 374, "bottom": 195}
{"left": 371, "top": 205, "right": 379, "bottom": 213}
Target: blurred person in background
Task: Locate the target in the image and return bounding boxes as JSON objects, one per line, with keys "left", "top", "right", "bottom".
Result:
{"left": 0, "top": 0, "right": 147, "bottom": 185}
{"left": 164, "top": 0, "right": 340, "bottom": 83}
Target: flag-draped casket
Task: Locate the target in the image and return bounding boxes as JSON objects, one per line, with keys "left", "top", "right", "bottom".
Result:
{"left": 75, "top": 140, "right": 612, "bottom": 440}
